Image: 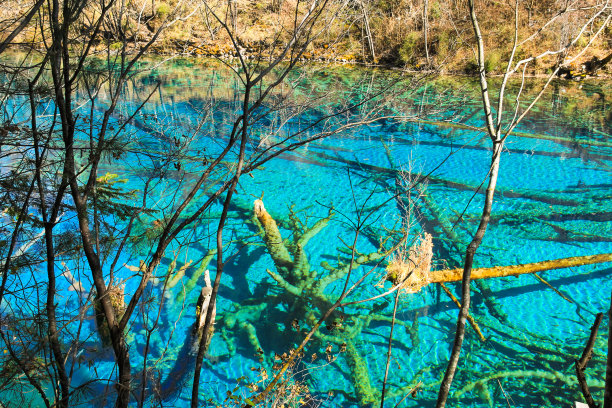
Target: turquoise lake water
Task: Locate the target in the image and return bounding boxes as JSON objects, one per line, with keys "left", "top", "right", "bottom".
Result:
{"left": 2, "top": 58, "right": 612, "bottom": 407}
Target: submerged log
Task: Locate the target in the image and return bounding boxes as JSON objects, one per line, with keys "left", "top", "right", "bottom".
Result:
{"left": 439, "top": 282, "right": 486, "bottom": 342}
{"left": 390, "top": 253, "right": 612, "bottom": 293}
{"left": 344, "top": 340, "right": 378, "bottom": 406}
{"left": 254, "top": 199, "right": 294, "bottom": 273}
{"left": 391, "top": 138, "right": 612, "bottom": 162}
{"left": 253, "top": 198, "right": 334, "bottom": 287}
{"left": 407, "top": 118, "right": 612, "bottom": 148}
{"left": 313, "top": 151, "right": 580, "bottom": 206}
{"left": 175, "top": 249, "right": 217, "bottom": 305}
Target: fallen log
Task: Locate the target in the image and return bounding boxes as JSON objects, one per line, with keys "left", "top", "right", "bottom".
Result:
{"left": 389, "top": 253, "right": 612, "bottom": 293}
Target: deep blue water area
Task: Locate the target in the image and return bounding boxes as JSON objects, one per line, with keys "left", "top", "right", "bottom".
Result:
{"left": 1, "top": 57, "right": 611, "bottom": 407}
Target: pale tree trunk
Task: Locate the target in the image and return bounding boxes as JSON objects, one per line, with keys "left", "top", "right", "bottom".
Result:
{"left": 423, "top": 0, "right": 430, "bottom": 66}
{"left": 360, "top": 0, "right": 376, "bottom": 62}
{"left": 526, "top": 0, "right": 535, "bottom": 26}
{"left": 228, "top": 0, "right": 237, "bottom": 33}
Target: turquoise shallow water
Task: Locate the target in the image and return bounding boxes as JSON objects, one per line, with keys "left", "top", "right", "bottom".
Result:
{"left": 1, "top": 58, "right": 612, "bottom": 407}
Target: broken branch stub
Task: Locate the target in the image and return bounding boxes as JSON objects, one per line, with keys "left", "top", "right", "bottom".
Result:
{"left": 254, "top": 199, "right": 293, "bottom": 272}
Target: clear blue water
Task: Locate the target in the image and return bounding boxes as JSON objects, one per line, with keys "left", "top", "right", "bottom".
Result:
{"left": 1, "top": 58, "right": 611, "bottom": 407}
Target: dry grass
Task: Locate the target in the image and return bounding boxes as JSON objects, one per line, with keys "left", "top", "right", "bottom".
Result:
{"left": 385, "top": 232, "right": 433, "bottom": 294}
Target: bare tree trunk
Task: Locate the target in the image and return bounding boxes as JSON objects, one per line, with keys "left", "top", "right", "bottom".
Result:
{"left": 228, "top": 0, "right": 237, "bottom": 33}
{"left": 576, "top": 313, "right": 603, "bottom": 408}
{"left": 29, "top": 76, "right": 71, "bottom": 408}
{"left": 605, "top": 291, "right": 612, "bottom": 408}
{"left": 191, "top": 78, "right": 251, "bottom": 408}
{"left": 47, "top": 0, "right": 134, "bottom": 403}
{"left": 436, "top": 2, "right": 501, "bottom": 402}
{"left": 44, "top": 227, "right": 70, "bottom": 408}
{"left": 526, "top": 0, "right": 535, "bottom": 26}
{"left": 436, "top": 140, "right": 502, "bottom": 407}
{"left": 423, "top": 0, "right": 430, "bottom": 66}
{"left": 359, "top": 0, "right": 376, "bottom": 62}
{"left": 380, "top": 289, "right": 400, "bottom": 407}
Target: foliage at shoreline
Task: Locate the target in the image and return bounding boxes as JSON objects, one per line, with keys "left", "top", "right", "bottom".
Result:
{"left": 2, "top": 0, "right": 611, "bottom": 75}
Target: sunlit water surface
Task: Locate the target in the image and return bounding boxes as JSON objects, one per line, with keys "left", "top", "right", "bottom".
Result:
{"left": 3, "top": 57, "right": 612, "bottom": 407}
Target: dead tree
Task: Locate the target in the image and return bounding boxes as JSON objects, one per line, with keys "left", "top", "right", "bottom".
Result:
{"left": 423, "top": 0, "right": 430, "bottom": 66}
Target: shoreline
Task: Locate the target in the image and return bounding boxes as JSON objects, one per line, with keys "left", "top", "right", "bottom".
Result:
{"left": 5, "top": 42, "right": 612, "bottom": 82}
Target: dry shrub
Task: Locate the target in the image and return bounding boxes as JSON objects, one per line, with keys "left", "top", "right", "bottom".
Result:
{"left": 222, "top": 354, "right": 323, "bottom": 408}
